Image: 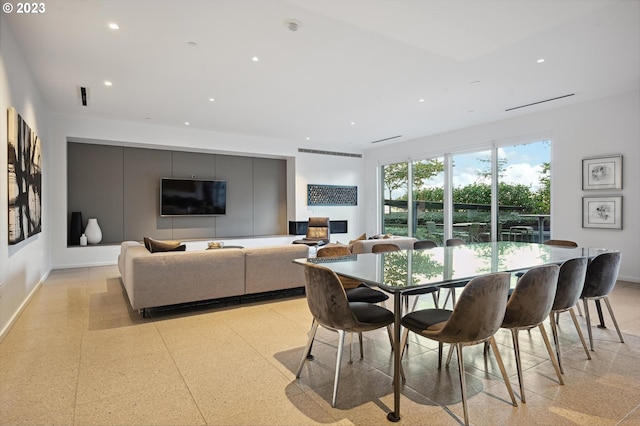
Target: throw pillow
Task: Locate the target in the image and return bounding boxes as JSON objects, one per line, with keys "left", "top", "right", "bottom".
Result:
{"left": 144, "top": 237, "right": 185, "bottom": 253}
{"left": 348, "top": 232, "right": 367, "bottom": 245}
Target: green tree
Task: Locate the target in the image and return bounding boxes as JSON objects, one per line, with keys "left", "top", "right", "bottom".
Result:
{"left": 532, "top": 162, "right": 550, "bottom": 213}
{"left": 383, "top": 160, "right": 444, "bottom": 200}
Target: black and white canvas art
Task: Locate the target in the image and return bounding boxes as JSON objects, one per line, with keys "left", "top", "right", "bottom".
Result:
{"left": 7, "top": 107, "right": 42, "bottom": 245}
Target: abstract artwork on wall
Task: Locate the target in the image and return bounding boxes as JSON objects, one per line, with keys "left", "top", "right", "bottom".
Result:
{"left": 307, "top": 184, "right": 357, "bottom": 206}
{"left": 7, "top": 107, "right": 42, "bottom": 245}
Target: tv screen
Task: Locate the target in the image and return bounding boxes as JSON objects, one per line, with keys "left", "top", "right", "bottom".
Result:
{"left": 160, "top": 178, "right": 226, "bottom": 216}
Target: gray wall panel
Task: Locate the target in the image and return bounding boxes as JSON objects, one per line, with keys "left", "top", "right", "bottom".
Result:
{"left": 123, "top": 147, "right": 173, "bottom": 240}
{"left": 170, "top": 151, "right": 218, "bottom": 240}
{"left": 214, "top": 155, "right": 253, "bottom": 237}
{"left": 253, "top": 158, "right": 286, "bottom": 235}
{"left": 67, "top": 143, "right": 124, "bottom": 244}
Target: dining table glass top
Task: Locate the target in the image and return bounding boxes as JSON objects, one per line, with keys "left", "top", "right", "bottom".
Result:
{"left": 298, "top": 242, "right": 613, "bottom": 293}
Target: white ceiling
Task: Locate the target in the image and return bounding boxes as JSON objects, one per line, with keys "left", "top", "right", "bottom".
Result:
{"left": 5, "top": 0, "right": 640, "bottom": 151}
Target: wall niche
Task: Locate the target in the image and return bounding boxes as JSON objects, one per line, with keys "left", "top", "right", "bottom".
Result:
{"left": 67, "top": 141, "right": 286, "bottom": 245}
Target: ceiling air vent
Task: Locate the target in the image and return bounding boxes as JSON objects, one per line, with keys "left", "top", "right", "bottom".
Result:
{"left": 505, "top": 94, "right": 574, "bottom": 111}
{"left": 298, "top": 148, "right": 362, "bottom": 158}
{"left": 371, "top": 135, "right": 402, "bottom": 144}
{"left": 77, "top": 86, "right": 89, "bottom": 106}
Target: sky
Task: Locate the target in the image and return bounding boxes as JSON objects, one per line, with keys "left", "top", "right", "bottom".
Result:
{"left": 421, "top": 140, "right": 550, "bottom": 191}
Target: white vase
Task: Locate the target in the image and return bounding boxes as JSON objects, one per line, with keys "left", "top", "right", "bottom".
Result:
{"left": 80, "top": 233, "right": 87, "bottom": 246}
{"left": 84, "top": 218, "right": 102, "bottom": 244}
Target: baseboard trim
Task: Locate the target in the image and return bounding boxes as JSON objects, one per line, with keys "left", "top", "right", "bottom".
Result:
{"left": 0, "top": 269, "right": 50, "bottom": 343}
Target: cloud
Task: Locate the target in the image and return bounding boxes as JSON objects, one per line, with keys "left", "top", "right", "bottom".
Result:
{"left": 503, "top": 163, "right": 544, "bottom": 189}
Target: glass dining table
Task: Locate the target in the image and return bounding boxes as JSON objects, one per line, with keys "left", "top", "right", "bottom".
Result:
{"left": 294, "top": 241, "right": 614, "bottom": 422}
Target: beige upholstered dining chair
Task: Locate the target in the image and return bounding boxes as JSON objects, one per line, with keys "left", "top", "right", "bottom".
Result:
{"left": 371, "top": 243, "right": 401, "bottom": 253}
{"left": 315, "top": 245, "right": 391, "bottom": 359}
{"left": 413, "top": 239, "right": 437, "bottom": 250}
{"left": 543, "top": 239, "right": 578, "bottom": 247}
{"left": 400, "top": 272, "right": 517, "bottom": 425}
{"left": 548, "top": 257, "right": 590, "bottom": 374}
{"left": 439, "top": 239, "right": 468, "bottom": 308}
{"left": 296, "top": 263, "right": 396, "bottom": 407}
{"left": 499, "top": 264, "right": 564, "bottom": 402}
{"left": 580, "top": 251, "right": 624, "bottom": 351}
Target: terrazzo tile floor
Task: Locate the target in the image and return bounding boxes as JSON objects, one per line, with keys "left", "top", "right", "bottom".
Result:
{"left": 1, "top": 265, "right": 640, "bottom": 425}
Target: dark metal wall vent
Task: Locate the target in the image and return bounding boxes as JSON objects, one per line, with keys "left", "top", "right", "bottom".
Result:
{"left": 298, "top": 148, "right": 362, "bottom": 158}
{"left": 505, "top": 94, "right": 574, "bottom": 111}
{"left": 77, "top": 86, "right": 89, "bottom": 106}
{"left": 371, "top": 135, "right": 402, "bottom": 144}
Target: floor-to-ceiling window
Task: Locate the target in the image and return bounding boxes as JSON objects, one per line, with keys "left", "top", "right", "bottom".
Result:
{"left": 380, "top": 139, "right": 550, "bottom": 244}
{"left": 382, "top": 162, "right": 410, "bottom": 236}
{"left": 497, "top": 140, "right": 551, "bottom": 243}
{"left": 412, "top": 157, "right": 445, "bottom": 244}
{"left": 452, "top": 150, "right": 493, "bottom": 243}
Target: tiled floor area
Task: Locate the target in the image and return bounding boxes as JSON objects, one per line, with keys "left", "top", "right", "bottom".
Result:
{"left": 1, "top": 265, "right": 640, "bottom": 425}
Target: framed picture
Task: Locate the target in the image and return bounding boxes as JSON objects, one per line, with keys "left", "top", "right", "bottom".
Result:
{"left": 582, "top": 155, "right": 622, "bottom": 190}
{"left": 582, "top": 196, "right": 622, "bottom": 229}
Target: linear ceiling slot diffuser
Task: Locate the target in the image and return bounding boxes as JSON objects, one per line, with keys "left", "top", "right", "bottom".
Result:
{"left": 298, "top": 148, "right": 362, "bottom": 158}
{"left": 371, "top": 135, "right": 402, "bottom": 144}
{"left": 505, "top": 94, "right": 575, "bottom": 111}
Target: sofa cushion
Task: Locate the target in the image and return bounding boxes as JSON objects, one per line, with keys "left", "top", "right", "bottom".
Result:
{"left": 144, "top": 237, "right": 186, "bottom": 253}
{"left": 348, "top": 233, "right": 367, "bottom": 245}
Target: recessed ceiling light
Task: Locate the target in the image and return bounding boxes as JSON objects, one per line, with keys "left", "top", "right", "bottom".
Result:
{"left": 108, "top": 23, "right": 119, "bottom": 30}
{"left": 306, "top": 137, "right": 310, "bottom": 140}
{"left": 537, "top": 58, "right": 545, "bottom": 63}
{"left": 470, "top": 80, "right": 481, "bottom": 85}
{"left": 252, "top": 56, "right": 260, "bottom": 62}
{"left": 104, "top": 81, "right": 113, "bottom": 86}
{"left": 185, "top": 122, "right": 190, "bottom": 126}
{"left": 419, "top": 99, "right": 425, "bottom": 103}
{"left": 209, "top": 98, "right": 215, "bottom": 102}
{"left": 350, "top": 121, "right": 356, "bottom": 126}
{"left": 187, "top": 41, "right": 198, "bottom": 48}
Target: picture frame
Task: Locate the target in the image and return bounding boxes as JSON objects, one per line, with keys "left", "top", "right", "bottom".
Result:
{"left": 582, "top": 196, "right": 622, "bottom": 229}
{"left": 582, "top": 154, "right": 622, "bottom": 190}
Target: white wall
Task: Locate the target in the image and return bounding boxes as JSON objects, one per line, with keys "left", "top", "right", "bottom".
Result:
{"left": 49, "top": 115, "right": 366, "bottom": 267}
{"left": 365, "top": 90, "right": 640, "bottom": 282}
{"left": 0, "top": 16, "right": 51, "bottom": 337}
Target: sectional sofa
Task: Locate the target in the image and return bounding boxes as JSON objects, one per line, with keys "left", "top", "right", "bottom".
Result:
{"left": 118, "top": 241, "right": 309, "bottom": 316}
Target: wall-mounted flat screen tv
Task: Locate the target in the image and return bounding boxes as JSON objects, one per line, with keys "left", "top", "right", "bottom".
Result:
{"left": 160, "top": 178, "right": 226, "bottom": 216}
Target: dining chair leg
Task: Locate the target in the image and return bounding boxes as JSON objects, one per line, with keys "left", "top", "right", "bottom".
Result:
{"left": 569, "top": 307, "right": 591, "bottom": 361}
{"left": 454, "top": 343, "right": 470, "bottom": 426}
{"left": 296, "top": 321, "right": 319, "bottom": 377}
{"left": 332, "top": 330, "right": 347, "bottom": 407}
{"left": 548, "top": 312, "right": 563, "bottom": 374}
{"left": 603, "top": 297, "right": 625, "bottom": 344}
{"left": 437, "top": 342, "right": 443, "bottom": 369}
{"left": 510, "top": 328, "right": 526, "bottom": 403}
{"left": 489, "top": 336, "right": 518, "bottom": 407}
{"left": 538, "top": 323, "right": 564, "bottom": 385}
{"left": 386, "top": 324, "right": 395, "bottom": 350}
{"left": 358, "top": 332, "right": 364, "bottom": 360}
{"left": 583, "top": 298, "right": 594, "bottom": 351}
{"left": 446, "top": 343, "right": 454, "bottom": 367}
{"left": 400, "top": 327, "right": 410, "bottom": 360}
